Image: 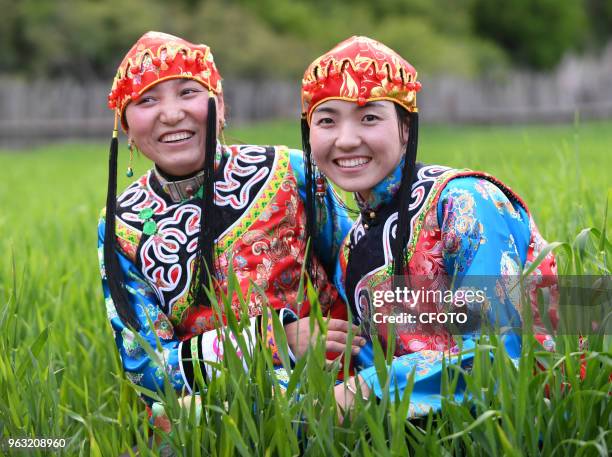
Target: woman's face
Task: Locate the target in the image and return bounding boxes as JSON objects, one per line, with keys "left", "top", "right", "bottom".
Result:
{"left": 309, "top": 100, "right": 407, "bottom": 199}
{"left": 125, "top": 78, "right": 224, "bottom": 177}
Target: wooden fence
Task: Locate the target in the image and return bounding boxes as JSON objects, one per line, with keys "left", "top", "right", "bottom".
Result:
{"left": 1, "top": 43, "right": 611, "bottom": 148}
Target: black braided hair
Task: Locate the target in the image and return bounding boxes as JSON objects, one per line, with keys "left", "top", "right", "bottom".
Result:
{"left": 392, "top": 111, "right": 419, "bottom": 283}
{"left": 104, "top": 132, "right": 141, "bottom": 330}
{"left": 190, "top": 96, "right": 218, "bottom": 307}
{"left": 301, "top": 117, "right": 318, "bottom": 280}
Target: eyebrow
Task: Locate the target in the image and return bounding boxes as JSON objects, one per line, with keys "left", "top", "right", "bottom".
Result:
{"left": 358, "top": 101, "right": 386, "bottom": 109}
{"left": 313, "top": 101, "right": 386, "bottom": 115}
{"left": 144, "top": 79, "right": 195, "bottom": 95}
{"left": 313, "top": 106, "right": 338, "bottom": 114}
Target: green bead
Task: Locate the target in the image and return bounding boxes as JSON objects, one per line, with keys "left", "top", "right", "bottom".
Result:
{"left": 139, "top": 208, "right": 154, "bottom": 220}
{"left": 126, "top": 167, "right": 134, "bottom": 178}
{"left": 143, "top": 220, "right": 157, "bottom": 235}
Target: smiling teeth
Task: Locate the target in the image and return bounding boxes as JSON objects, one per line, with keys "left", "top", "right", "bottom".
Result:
{"left": 161, "top": 131, "right": 193, "bottom": 142}
{"left": 336, "top": 157, "right": 371, "bottom": 168}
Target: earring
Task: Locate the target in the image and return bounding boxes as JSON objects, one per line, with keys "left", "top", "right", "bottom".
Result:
{"left": 315, "top": 169, "right": 327, "bottom": 201}
{"left": 126, "top": 139, "right": 135, "bottom": 177}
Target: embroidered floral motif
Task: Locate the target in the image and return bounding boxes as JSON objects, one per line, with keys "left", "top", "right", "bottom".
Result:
{"left": 153, "top": 314, "right": 175, "bottom": 340}
{"left": 440, "top": 188, "right": 481, "bottom": 273}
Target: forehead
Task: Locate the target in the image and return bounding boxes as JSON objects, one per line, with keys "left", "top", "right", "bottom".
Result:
{"left": 144, "top": 77, "right": 206, "bottom": 93}
{"left": 313, "top": 99, "right": 396, "bottom": 115}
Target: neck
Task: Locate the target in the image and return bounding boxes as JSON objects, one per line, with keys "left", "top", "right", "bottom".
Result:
{"left": 152, "top": 142, "right": 225, "bottom": 202}
{"left": 155, "top": 165, "right": 203, "bottom": 182}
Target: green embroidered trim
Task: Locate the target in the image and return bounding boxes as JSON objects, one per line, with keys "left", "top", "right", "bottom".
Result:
{"left": 115, "top": 217, "right": 142, "bottom": 247}
{"left": 215, "top": 147, "right": 289, "bottom": 255}
{"left": 190, "top": 337, "right": 199, "bottom": 361}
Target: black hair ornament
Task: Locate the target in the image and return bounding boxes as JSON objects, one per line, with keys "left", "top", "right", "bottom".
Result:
{"left": 190, "top": 95, "right": 218, "bottom": 308}
{"left": 392, "top": 111, "right": 419, "bottom": 284}
{"left": 103, "top": 114, "right": 141, "bottom": 330}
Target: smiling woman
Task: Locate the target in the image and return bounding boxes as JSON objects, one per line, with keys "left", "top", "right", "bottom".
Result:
{"left": 300, "top": 36, "right": 560, "bottom": 417}
{"left": 99, "top": 31, "right": 355, "bottom": 441}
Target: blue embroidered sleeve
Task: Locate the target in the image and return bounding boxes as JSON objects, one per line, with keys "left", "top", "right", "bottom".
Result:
{"left": 98, "top": 219, "right": 187, "bottom": 405}
{"left": 437, "top": 176, "right": 531, "bottom": 355}
{"left": 289, "top": 148, "right": 353, "bottom": 273}
{"left": 357, "top": 176, "right": 534, "bottom": 415}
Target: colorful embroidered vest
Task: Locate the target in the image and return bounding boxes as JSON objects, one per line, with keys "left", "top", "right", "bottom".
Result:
{"left": 340, "top": 164, "right": 556, "bottom": 354}
{"left": 113, "top": 144, "right": 340, "bottom": 340}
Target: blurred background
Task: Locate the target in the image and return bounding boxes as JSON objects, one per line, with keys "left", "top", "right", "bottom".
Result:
{"left": 1, "top": 0, "right": 612, "bottom": 148}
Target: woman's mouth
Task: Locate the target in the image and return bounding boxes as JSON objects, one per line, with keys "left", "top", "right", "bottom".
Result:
{"left": 334, "top": 157, "right": 371, "bottom": 169}
{"left": 159, "top": 131, "right": 194, "bottom": 143}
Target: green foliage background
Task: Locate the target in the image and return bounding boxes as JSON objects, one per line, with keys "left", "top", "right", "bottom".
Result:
{"left": 2, "top": 0, "right": 611, "bottom": 80}
{"left": 0, "top": 120, "right": 610, "bottom": 455}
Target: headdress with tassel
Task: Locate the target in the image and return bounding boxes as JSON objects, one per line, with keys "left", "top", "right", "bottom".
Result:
{"left": 300, "top": 35, "right": 422, "bottom": 281}
{"left": 105, "top": 31, "right": 223, "bottom": 329}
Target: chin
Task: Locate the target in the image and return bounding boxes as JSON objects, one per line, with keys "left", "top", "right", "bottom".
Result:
{"left": 336, "top": 180, "right": 370, "bottom": 194}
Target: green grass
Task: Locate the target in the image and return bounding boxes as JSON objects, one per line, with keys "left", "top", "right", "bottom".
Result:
{"left": 0, "top": 120, "right": 610, "bottom": 456}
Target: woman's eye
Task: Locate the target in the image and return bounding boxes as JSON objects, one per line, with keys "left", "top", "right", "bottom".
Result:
{"left": 181, "top": 87, "right": 201, "bottom": 96}
{"left": 362, "top": 114, "right": 379, "bottom": 122}
{"left": 136, "top": 96, "right": 155, "bottom": 105}
{"left": 315, "top": 117, "right": 334, "bottom": 126}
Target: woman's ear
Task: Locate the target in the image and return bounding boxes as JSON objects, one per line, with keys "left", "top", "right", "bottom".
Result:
{"left": 401, "top": 119, "right": 409, "bottom": 147}
{"left": 122, "top": 108, "right": 130, "bottom": 132}
{"left": 216, "top": 94, "right": 226, "bottom": 133}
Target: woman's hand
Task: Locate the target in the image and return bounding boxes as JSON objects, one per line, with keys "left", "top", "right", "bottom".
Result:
{"left": 152, "top": 395, "right": 202, "bottom": 444}
{"left": 284, "top": 318, "right": 366, "bottom": 360}
{"left": 334, "top": 375, "right": 372, "bottom": 422}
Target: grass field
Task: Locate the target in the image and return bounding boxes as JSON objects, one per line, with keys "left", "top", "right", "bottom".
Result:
{"left": 0, "top": 119, "right": 610, "bottom": 456}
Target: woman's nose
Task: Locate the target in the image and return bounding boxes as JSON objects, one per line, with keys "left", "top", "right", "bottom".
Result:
{"left": 159, "top": 101, "right": 186, "bottom": 125}
{"left": 334, "top": 122, "right": 361, "bottom": 151}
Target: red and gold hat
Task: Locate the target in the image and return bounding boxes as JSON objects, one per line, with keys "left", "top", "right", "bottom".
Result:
{"left": 301, "top": 36, "right": 421, "bottom": 124}
{"left": 108, "top": 31, "right": 223, "bottom": 130}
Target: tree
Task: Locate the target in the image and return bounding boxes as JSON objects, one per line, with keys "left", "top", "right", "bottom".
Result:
{"left": 471, "top": 0, "right": 587, "bottom": 70}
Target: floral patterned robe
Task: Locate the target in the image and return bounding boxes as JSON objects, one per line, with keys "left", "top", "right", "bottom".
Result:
{"left": 336, "top": 161, "right": 558, "bottom": 417}
{"left": 98, "top": 144, "right": 352, "bottom": 403}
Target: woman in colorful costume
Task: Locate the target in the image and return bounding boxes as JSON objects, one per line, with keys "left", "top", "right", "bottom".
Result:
{"left": 299, "top": 36, "right": 558, "bottom": 416}
{"left": 98, "top": 31, "right": 357, "bottom": 417}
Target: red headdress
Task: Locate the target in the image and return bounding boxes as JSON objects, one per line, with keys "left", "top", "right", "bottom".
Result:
{"left": 108, "top": 31, "right": 223, "bottom": 131}
{"left": 301, "top": 35, "right": 421, "bottom": 124}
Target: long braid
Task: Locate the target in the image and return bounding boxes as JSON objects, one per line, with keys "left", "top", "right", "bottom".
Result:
{"left": 301, "top": 117, "right": 318, "bottom": 281}
{"left": 392, "top": 112, "right": 419, "bottom": 283}
{"left": 104, "top": 127, "right": 141, "bottom": 330}
{"left": 191, "top": 96, "right": 218, "bottom": 307}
